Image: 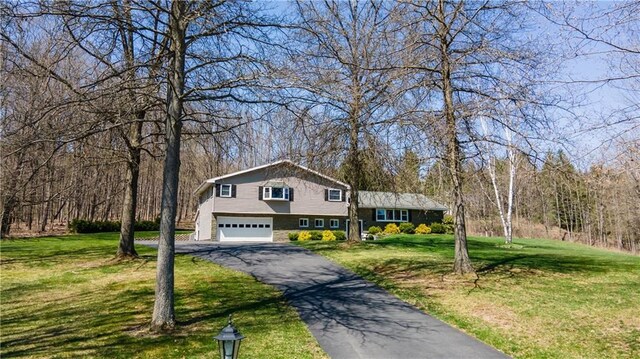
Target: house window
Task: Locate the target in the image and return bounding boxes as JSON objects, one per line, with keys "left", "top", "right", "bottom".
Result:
{"left": 376, "top": 209, "right": 409, "bottom": 222}
{"left": 263, "top": 186, "right": 289, "bottom": 200}
{"left": 299, "top": 218, "right": 309, "bottom": 228}
{"left": 220, "top": 184, "right": 232, "bottom": 197}
{"left": 330, "top": 219, "right": 339, "bottom": 228}
{"left": 315, "top": 219, "right": 324, "bottom": 228}
{"left": 328, "top": 189, "right": 342, "bottom": 201}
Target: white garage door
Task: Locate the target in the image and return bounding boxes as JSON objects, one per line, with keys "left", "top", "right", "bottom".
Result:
{"left": 216, "top": 216, "right": 273, "bottom": 242}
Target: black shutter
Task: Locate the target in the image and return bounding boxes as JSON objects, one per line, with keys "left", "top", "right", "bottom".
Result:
{"left": 231, "top": 185, "right": 237, "bottom": 198}
{"left": 408, "top": 210, "right": 412, "bottom": 223}
{"left": 372, "top": 209, "right": 376, "bottom": 221}
{"left": 341, "top": 190, "right": 346, "bottom": 202}
{"left": 215, "top": 184, "right": 221, "bottom": 197}
{"left": 289, "top": 188, "right": 294, "bottom": 202}
{"left": 324, "top": 189, "right": 328, "bottom": 201}
{"left": 258, "top": 186, "right": 263, "bottom": 200}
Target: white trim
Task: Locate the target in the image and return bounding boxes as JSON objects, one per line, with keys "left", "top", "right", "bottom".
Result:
{"left": 213, "top": 211, "right": 348, "bottom": 216}
{"left": 299, "top": 218, "right": 309, "bottom": 228}
{"left": 195, "top": 159, "right": 349, "bottom": 195}
{"left": 328, "top": 188, "right": 342, "bottom": 202}
{"left": 216, "top": 216, "right": 273, "bottom": 242}
{"left": 263, "top": 186, "right": 289, "bottom": 201}
{"left": 329, "top": 219, "right": 340, "bottom": 228}
{"left": 376, "top": 208, "right": 409, "bottom": 222}
{"left": 314, "top": 218, "right": 324, "bottom": 228}
{"left": 220, "top": 184, "right": 232, "bottom": 198}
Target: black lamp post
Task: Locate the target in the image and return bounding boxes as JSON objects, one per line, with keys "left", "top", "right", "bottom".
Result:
{"left": 214, "top": 315, "right": 245, "bottom": 359}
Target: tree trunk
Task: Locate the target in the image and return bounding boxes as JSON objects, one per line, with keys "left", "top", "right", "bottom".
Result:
{"left": 151, "top": 0, "right": 186, "bottom": 332}
{"left": 347, "top": 118, "right": 361, "bottom": 242}
{"left": 438, "top": 0, "right": 474, "bottom": 274}
{"left": 117, "top": 119, "right": 142, "bottom": 258}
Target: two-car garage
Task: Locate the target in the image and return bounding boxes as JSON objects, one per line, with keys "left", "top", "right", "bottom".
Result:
{"left": 216, "top": 216, "right": 273, "bottom": 242}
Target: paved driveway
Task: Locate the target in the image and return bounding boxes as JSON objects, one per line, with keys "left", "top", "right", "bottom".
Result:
{"left": 164, "top": 242, "right": 508, "bottom": 359}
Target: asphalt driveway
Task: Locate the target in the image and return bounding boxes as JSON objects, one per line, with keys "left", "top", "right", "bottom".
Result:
{"left": 163, "top": 242, "right": 508, "bottom": 359}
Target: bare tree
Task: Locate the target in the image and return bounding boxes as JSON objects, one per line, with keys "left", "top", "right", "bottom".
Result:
{"left": 287, "top": 0, "right": 402, "bottom": 241}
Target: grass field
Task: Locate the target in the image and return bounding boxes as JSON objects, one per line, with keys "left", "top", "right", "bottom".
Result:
{"left": 299, "top": 235, "right": 640, "bottom": 359}
{"left": 0, "top": 233, "right": 326, "bottom": 358}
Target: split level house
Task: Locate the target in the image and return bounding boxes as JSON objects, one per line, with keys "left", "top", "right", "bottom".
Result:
{"left": 193, "top": 160, "right": 447, "bottom": 242}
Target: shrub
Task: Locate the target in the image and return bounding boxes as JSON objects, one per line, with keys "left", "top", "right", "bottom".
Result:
{"left": 430, "top": 222, "right": 446, "bottom": 234}
{"left": 383, "top": 223, "right": 401, "bottom": 235}
{"left": 298, "top": 231, "right": 312, "bottom": 241}
{"left": 415, "top": 224, "right": 431, "bottom": 235}
{"left": 368, "top": 226, "right": 382, "bottom": 235}
{"left": 310, "top": 231, "right": 323, "bottom": 241}
{"left": 135, "top": 220, "right": 159, "bottom": 231}
{"left": 322, "top": 230, "right": 337, "bottom": 241}
{"left": 442, "top": 214, "right": 454, "bottom": 234}
{"left": 332, "top": 231, "right": 346, "bottom": 241}
{"left": 399, "top": 222, "right": 415, "bottom": 234}
{"left": 443, "top": 214, "right": 454, "bottom": 225}
{"left": 69, "top": 219, "right": 159, "bottom": 233}
{"left": 288, "top": 232, "right": 299, "bottom": 241}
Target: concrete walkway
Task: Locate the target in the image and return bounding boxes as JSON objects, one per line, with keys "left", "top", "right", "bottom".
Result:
{"left": 164, "top": 242, "right": 508, "bottom": 359}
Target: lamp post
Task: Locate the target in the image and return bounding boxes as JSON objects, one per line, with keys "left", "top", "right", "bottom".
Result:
{"left": 214, "top": 315, "right": 245, "bottom": 359}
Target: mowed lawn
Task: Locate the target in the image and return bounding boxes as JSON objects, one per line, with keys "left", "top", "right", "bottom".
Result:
{"left": 0, "top": 233, "right": 326, "bottom": 358}
{"left": 299, "top": 235, "right": 640, "bottom": 359}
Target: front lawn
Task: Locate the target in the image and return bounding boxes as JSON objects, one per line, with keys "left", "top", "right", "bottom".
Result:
{"left": 298, "top": 235, "right": 640, "bottom": 359}
{"left": 0, "top": 233, "right": 326, "bottom": 358}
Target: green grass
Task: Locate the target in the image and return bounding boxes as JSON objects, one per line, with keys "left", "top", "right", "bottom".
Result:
{"left": 298, "top": 235, "right": 640, "bottom": 359}
{"left": 0, "top": 233, "right": 326, "bottom": 358}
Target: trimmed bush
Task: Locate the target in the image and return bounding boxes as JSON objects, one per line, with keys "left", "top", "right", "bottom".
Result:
{"left": 415, "top": 224, "right": 431, "bottom": 234}
{"left": 383, "top": 223, "right": 401, "bottom": 235}
{"left": 399, "top": 222, "right": 415, "bottom": 234}
{"left": 288, "top": 232, "right": 299, "bottom": 241}
{"left": 332, "top": 231, "right": 346, "bottom": 241}
{"left": 368, "top": 226, "right": 382, "bottom": 235}
{"left": 298, "top": 231, "right": 312, "bottom": 241}
{"left": 309, "top": 231, "right": 323, "bottom": 241}
{"left": 69, "top": 219, "right": 160, "bottom": 233}
{"left": 322, "top": 230, "right": 337, "bottom": 241}
{"left": 430, "top": 222, "right": 446, "bottom": 234}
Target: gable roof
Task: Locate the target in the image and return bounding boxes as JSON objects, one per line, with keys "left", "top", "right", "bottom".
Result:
{"left": 194, "top": 160, "right": 349, "bottom": 195}
{"left": 358, "top": 191, "right": 448, "bottom": 211}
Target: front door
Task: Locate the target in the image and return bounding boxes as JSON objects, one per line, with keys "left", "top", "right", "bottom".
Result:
{"left": 346, "top": 219, "right": 364, "bottom": 238}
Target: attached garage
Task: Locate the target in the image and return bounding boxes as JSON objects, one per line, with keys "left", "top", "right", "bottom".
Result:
{"left": 216, "top": 216, "right": 273, "bottom": 242}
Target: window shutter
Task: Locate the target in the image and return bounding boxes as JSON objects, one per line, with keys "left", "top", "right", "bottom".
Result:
{"left": 372, "top": 209, "right": 376, "bottom": 221}
{"left": 231, "top": 185, "right": 237, "bottom": 198}
{"left": 289, "top": 188, "right": 294, "bottom": 202}
{"left": 324, "top": 189, "right": 328, "bottom": 201}
{"left": 341, "top": 190, "right": 346, "bottom": 202}
{"left": 215, "top": 184, "right": 221, "bottom": 197}
{"left": 258, "top": 186, "right": 263, "bottom": 200}
{"left": 408, "top": 210, "right": 412, "bottom": 222}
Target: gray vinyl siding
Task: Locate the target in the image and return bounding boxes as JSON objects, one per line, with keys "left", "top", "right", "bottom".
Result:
{"left": 212, "top": 167, "right": 348, "bottom": 216}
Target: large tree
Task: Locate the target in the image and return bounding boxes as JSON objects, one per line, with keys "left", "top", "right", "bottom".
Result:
{"left": 288, "top": 0, "right": 402, "bottom": 241}
{"left": 403, "top": 0, "right": 553, "bottom": 273}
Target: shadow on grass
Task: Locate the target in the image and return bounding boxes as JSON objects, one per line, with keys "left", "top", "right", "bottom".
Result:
{"left": 301, "top": 235, "right": 640, "bottom": 276}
